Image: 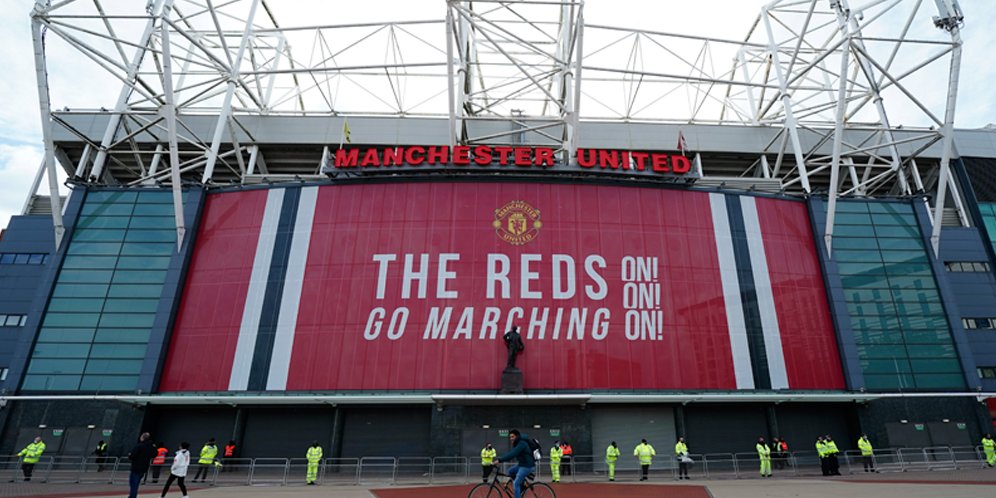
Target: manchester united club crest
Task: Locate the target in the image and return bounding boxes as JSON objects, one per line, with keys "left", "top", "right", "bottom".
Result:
{"left": 493, "top": 200, "right": 541, "bottom": 245}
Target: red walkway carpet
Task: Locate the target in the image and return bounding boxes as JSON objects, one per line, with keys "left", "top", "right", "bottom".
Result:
{"left": 372, "top": 483, "right": 711, "bottom": 498}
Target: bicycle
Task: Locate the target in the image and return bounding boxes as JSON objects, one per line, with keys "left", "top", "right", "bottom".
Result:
{"left": 467, "top": 465, "right": 556, "bottom": 498}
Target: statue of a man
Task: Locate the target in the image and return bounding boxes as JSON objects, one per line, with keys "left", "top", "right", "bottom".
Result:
{"left": 503, "top": 326, "right": 525, "bottom": 369}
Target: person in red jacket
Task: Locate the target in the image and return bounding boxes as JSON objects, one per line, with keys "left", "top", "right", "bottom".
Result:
{"left": 222, "top": 440, "right": 237, "bottom": 472}
{"left": 560, "top": 441, "right": 574, "bottom": 476}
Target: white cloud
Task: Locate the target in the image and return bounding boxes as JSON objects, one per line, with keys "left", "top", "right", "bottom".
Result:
{"left": 0, "top": 143, "right": 44, "bottom": 230}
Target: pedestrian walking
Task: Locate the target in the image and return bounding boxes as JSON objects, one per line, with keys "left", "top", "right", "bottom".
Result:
{"left": 480, "top": 443, "right": 497, "bottom": 482}
{"left": 675, "top": 437, "right": 691, "bottom": 480}
{"left": 306, "top": 440, "right": 323, "bottom": 485}
{"left": 160, "top": 441, "right": 190, "bottom": 498}
{"left": 605, "top": 441, "right": 620, "bottom": 482}
{"left": 858, "top": 434, "right": 875, "bottom": 472}
{"left": 549, "top": 440, "right": 563, "bottom": 483}
{"left": 127, "top": 433, "right": 157, "bottom": 498}
{"left": 756, "top": 437, "right": 772, "bottom": 477}
{"left": 15, "top": 436, "right": 46, "bottom": 481}
{"left": 633, "top": 438, "right": 656, "bottom": 481}
{"left": 191, "top": 438, "right": 218, "bottom": 483}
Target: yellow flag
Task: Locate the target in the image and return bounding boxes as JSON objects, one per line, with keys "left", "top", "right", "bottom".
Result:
{"left": 342, "top": 118, "right": 352, "bottom": 144}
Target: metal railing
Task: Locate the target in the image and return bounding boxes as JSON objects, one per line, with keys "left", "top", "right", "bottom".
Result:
{"left": 0, "top": 445, "right": 989, "bottom": 486}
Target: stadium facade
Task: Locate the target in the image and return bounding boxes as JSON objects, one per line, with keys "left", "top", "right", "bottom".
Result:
{"left": 0, "top": 0, "right": 994, "bottom": 460}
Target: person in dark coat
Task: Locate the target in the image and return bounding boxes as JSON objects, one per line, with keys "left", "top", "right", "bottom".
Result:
{"left": 127, "top": 432, "right": 157, "bottom": 498}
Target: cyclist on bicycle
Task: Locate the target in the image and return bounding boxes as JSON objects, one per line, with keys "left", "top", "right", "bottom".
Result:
{"left": 493, "top": 429, "right": 535, "bottom": 498}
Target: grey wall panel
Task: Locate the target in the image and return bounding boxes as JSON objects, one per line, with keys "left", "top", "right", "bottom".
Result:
{"left": 150, "top": 407, "right": 235, "bottom": 452}
{"left": 590, "top": 405, "right": 675, "bottom": 469}
{"left": 773, "top": 404, "right": 857, "bottom": 453}
{"left": 684, "top": 405, "right": 768, "bottom": 454}
{"left": 340, "top": 407, "right": 431, "bottom": 458}
{"left": 240, "top": 407, "right": 334, "bottom": 458}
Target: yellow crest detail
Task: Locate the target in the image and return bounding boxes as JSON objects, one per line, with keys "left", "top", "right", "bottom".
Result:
{"left": 494, "top": 200, "right": 541, "bottom": 245}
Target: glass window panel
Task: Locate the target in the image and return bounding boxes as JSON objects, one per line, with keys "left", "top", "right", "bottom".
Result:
{"left": 874, "top": 225, "right": 921, "bottom": 238}
{"left": 116, "top": 256, "right": 170, "bottom": 270}
{"left": 834, "top": 202, "right": 870, "bottom": 213}
{"left": 28, "top": 254, "right": 46, "bottom": 264}
{"left": 868, "top": 202, "right": 914, "bottom": 215}
{"left": 32, "top": 343, "right": 91, "bottom": 358}
{"left": 84, "top": 359, "right": 143, "bottom": 375}
{"left": 128, "top": 217, "right": 175, "bottom": 229}
{"left": 19, "top": 315, "right": 28, "bottom": 326}
{"left": 885, "top": 263, "right": 933, "bottom": 277}
{"left": 847, "top": 301, "right": 897, "bottom": 316}
{"left": 94, "top": 328, "right": 151, "bottom": 343}
{"left": 43, "top": 313, "right": 100, "bottom": 328}
{"left": 79, "top": 375, "right": 139, "bottom": 391}
{"left": 76, "top": 216, "right": 131, "bottom": 230}
{"left": 98, "top": 313, "right": 155, "bottom": 328}
{"left": 913, "top": 373, "right": 964, "bottom": 389}
{"left": 4, "top": 315, "right": 24, "bottom": 326}
{"left": 27, "top": 358, "right": 87, "bottom": 374}
{"left": 900, "top": 315, "right": 951, "bottom": 331}
{"left": 831, "top": 225, "right": 874, "bottom": 237}
{"left": 137, "top": 191, "right": 173, "bottom": 203}
{"left": 888, "top": 276, "right": 935, "bottom": 291}
{"left": 872, "top": 212, "right": 918, "bottom": 226}
{"left": 877, "top": 238, "right": 924, "bottom": 250}
{"left": 132, "top": 203, "right": 175, "bottom": 215}
{"left": 895, "top": 300, "right": 945, "bottom": 316}
{"left": 834, "top": 250, "right": 883, "bottom": 263}
{"left": 909, "top": 359, "right": 962, "bottom": 374}
{"left": 88, "top": 343, "right": 147, "bottom": 359}
{"left": 52, "top": 283, "right": 109, "bottom": 298}
{"left": 111, "top": 270, "right": 167, "bottom": 284}
{"left": 832, "top": 237, "right": 880, "bottom": 250}
{"left": 840, "top": 276, "right": 891, "bottom": 289}
{"left": 36, "top": 328, "right": 96, "bottom": 343}
{"left": 124, "top": 230, "right": 176, "bottom": 243}
{"left": 86, "top": 191, "right": 137, "bottom": 203}
{"left": 119, "top": 242, "right": 173, "bottom": 256}
{"left": 14, "top": 254, "right": 29, "bottom": 264}
{"left": 102, "top": 299, "right": 159, "bottom": 313}
{"left": 72, "top": 229, "right": 126, "bottom": 242}
{"left": 107, "top": 285, "right": 163, "bottom": 298}
{"left": 863, "top": 374, "right": 915, "bottom": 390}
{"left": 857, "top": 344, "right": 909, "bottom": 359}
{"left": 80, "top": 203, "right": 134, "bottom": 216}
{"left": 62, "top": 255, "right": 118, "bottom": 270}
{"left": 906, "top": 329, "right": 957, "bottom": 343}
{"left": 850, "top": 316, "right": 898, "bottom": 330}
{"left": 67, "top": 242, "right": 122, "bottom": 256}
{"left": 836, "top": 262, "right": 887, "bottom": 276}
{"left": 844, "top": 289, "right": 891, "bottom": 302}
{"left": 47, "top": 298, "right": 105, "bottom": 313}
{"left": 907, "top": 344, "right": 957, "bottom": 358}
{"left": 834, "top": 213, "right": 873, "bottom": 225}
{"left": 0, "top": 254, "right": 14, "bottom": 264}
{"left": 853, "top": 329, "right": 905, "bottom": 345}
{"left": 880, "top": 251, "right": 928, "bottom": 264}
{"left": 892, "top": 287, "right": 941, "bottom": 302}
{"left": 860, "top": 358, "right": 912, "bottom": 374}
{"left": 21, "top": 374, "right": 81, "bottom": 391}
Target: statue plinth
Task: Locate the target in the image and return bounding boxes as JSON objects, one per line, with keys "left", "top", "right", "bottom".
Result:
{"left": 500, "top": 367, "right": 524, "bottom": 394}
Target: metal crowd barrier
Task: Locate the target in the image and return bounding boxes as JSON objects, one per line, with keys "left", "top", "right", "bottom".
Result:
{"left": 0, "top": 445, "right": 988, "bottom": 487}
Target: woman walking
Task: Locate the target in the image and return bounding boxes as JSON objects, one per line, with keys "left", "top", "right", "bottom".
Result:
{"left": 161, "top": 442, "right": 191, "bottom": 498}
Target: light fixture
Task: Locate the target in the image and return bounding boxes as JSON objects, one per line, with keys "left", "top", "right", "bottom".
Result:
{"left": 942, "top": 419, "right": 950, "bottom": 423}
{"left": 899, "top": 419, "right": 908, "bottom": 424}
{"left": 87, "top": 424, "right": 96, "bottom": 430}
{"left": 533, "top": 424, "right": 541, "bottom": 429}
{"left": 38, "top": 424, "right": 47, "bottom": 429}
{"left": 482, "top": 425, "right": 491, "bottom": 429}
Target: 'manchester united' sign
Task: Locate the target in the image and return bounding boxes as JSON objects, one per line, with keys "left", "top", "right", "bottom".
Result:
{"left": 329, "top": 145, "right": 696, "bottom": 177}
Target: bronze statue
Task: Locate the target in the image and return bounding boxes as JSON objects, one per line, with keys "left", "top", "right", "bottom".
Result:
{"left": 503, "top": 326, "right": 525, "bottom": 369}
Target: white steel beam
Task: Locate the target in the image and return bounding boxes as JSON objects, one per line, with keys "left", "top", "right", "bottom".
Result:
{"left": 30, "top": 2, "right": 65, "bottom": 249}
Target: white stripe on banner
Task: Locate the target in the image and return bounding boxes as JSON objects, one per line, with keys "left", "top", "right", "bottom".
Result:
{"left": 709, "top": 193, "right": 755, "bottom": 390}
{"left": 740, "top": 196, "right": 789, "bottom": 390}
{"left": 229, "top": 188, "right": 285, "bottom": 391}
{"left": 266, "top": 186, "right": 319, "bottom": 390}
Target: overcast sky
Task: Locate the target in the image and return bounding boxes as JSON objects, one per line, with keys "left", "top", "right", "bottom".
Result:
{"left": 1, "top": 0, "right": 994, "bottom": 230}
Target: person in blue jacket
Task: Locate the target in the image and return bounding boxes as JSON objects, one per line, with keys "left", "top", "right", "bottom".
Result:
{"left": 494, "top": 429, "right": 535, "bottom": 498}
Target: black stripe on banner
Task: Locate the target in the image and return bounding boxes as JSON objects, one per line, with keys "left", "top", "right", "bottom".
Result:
{"left": 247, "top": 187, "right": 302, "bottom": 391}
{"left": 725, "top": 194, "right": 771, "bottom": 390}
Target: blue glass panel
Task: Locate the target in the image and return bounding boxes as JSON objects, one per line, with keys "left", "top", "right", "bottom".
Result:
{"left": 84, "top": 359, "right": 143, "bottom": 375}
{"left": 26, "top": 359, "right": 87, "bottom": 375}
{"left": 912, "top": 373, "right": 964, "bottom": 389}
{"left": 97, "top": 313, "right": 156, "bottom": 328}
{"left": 80, "top": 203, "right": 134, "bottom": 216}
{"left": 47, "top": 298, "right": 105, "bottom": 313}
{"left": 111, "top": 270, "right": 167, "bottom": 284}
{"left": 132, "top": 203, "right": 175, "bottom": 215}
{"left": 32, "top": 343, "right": 92, "bottom": 358}
{"left": 88, "top": 343, "right": 147, "bottom": 359}
{"left": 124, "top": 230, "right": 176, "bottom": 243}
{"left": 119, "top": 242, "right": 174, "bottom": 256}
{"left": 116, "top": 256, "right": 171, "bottom": 270}
{"left": 43, "top": 313, "right": 100, "bottom": 328}
{"left": 67, "top": 242, "right": 122, "bottom": 256}
{"left": 106, "top": 285, "right": 163, "bottom": 298}
{"left": 36, "top": 328, "right": 96, "bottom": 343}
{"left": 86, "top": 191, "right": 137, "bottom": 203}
{"left": 102, "top": 299, "right": 159, "bottom": 313}
{"left": 72, "top": 229, "right": 127, "bottom": 242}
{"left": 57, "top": 270, "right": 114, "bottom": 284}
{"left": 62, "top": 255, "right": 118, "bottom": 269}
{"left": 79, "top": 375, "right": 139, "bottom": 391}
{"left": 76, "top": 216, "right": 131, "bottom": 229}
{"left": 93, "top": 329, "right": 151, "bottom": 343}
{"left": 52, "top": 283, "right": 109, "bottom": 298}
{"left": 128, "top": 217, "right": 175, "bottom": 229}
{"left": 21, "top": 375, "right": 81, "bottom": 391}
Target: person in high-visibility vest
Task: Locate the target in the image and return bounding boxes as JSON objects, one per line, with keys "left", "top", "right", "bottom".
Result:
{"left": 148, "top": 442, "right": 168, "bottom": 484}
{"left": 816, "top": 436, "right": 829, "bottom": 476}
{"left": 605, "top": 441, "right": 620, "bottom": 481}
{"left": 756, "top": 437, "right": 772, "bottom": 477}
{"left": 560, "top": 441, "right": 573, "bottom": 476}
{"left": 675, "top": 437, "right": 690, "bottom": 480}
{"left": 306, "top": 441, "right": 323, "bottom": 485}
{"left": 824, "top": 436, "right": 841, "bottom": 476}
{"left": 192, "top": 438, "right": 218, "bottom": 483}
{"left": 982, "top": 434, "right": 995, "bottom": 468}
{"left": 17, "top": 436, "right": 46, "bottom": 481}
{"left": 633, "top": 438, "right": 656, "bottom": 481}
{"left": 93, "top": 440, "right": 109, "bottom": 472}
{"left": 858, "top": 434, "right": 875, "bottom": 472}
{"left": 480, "top": 443, "right": 497, "bottom": 482}
{"left": 549, "top": 440, "right": 563, "bottom": 483}
{"left": 222, "top": 440, "right": 237, "bottom": 472}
